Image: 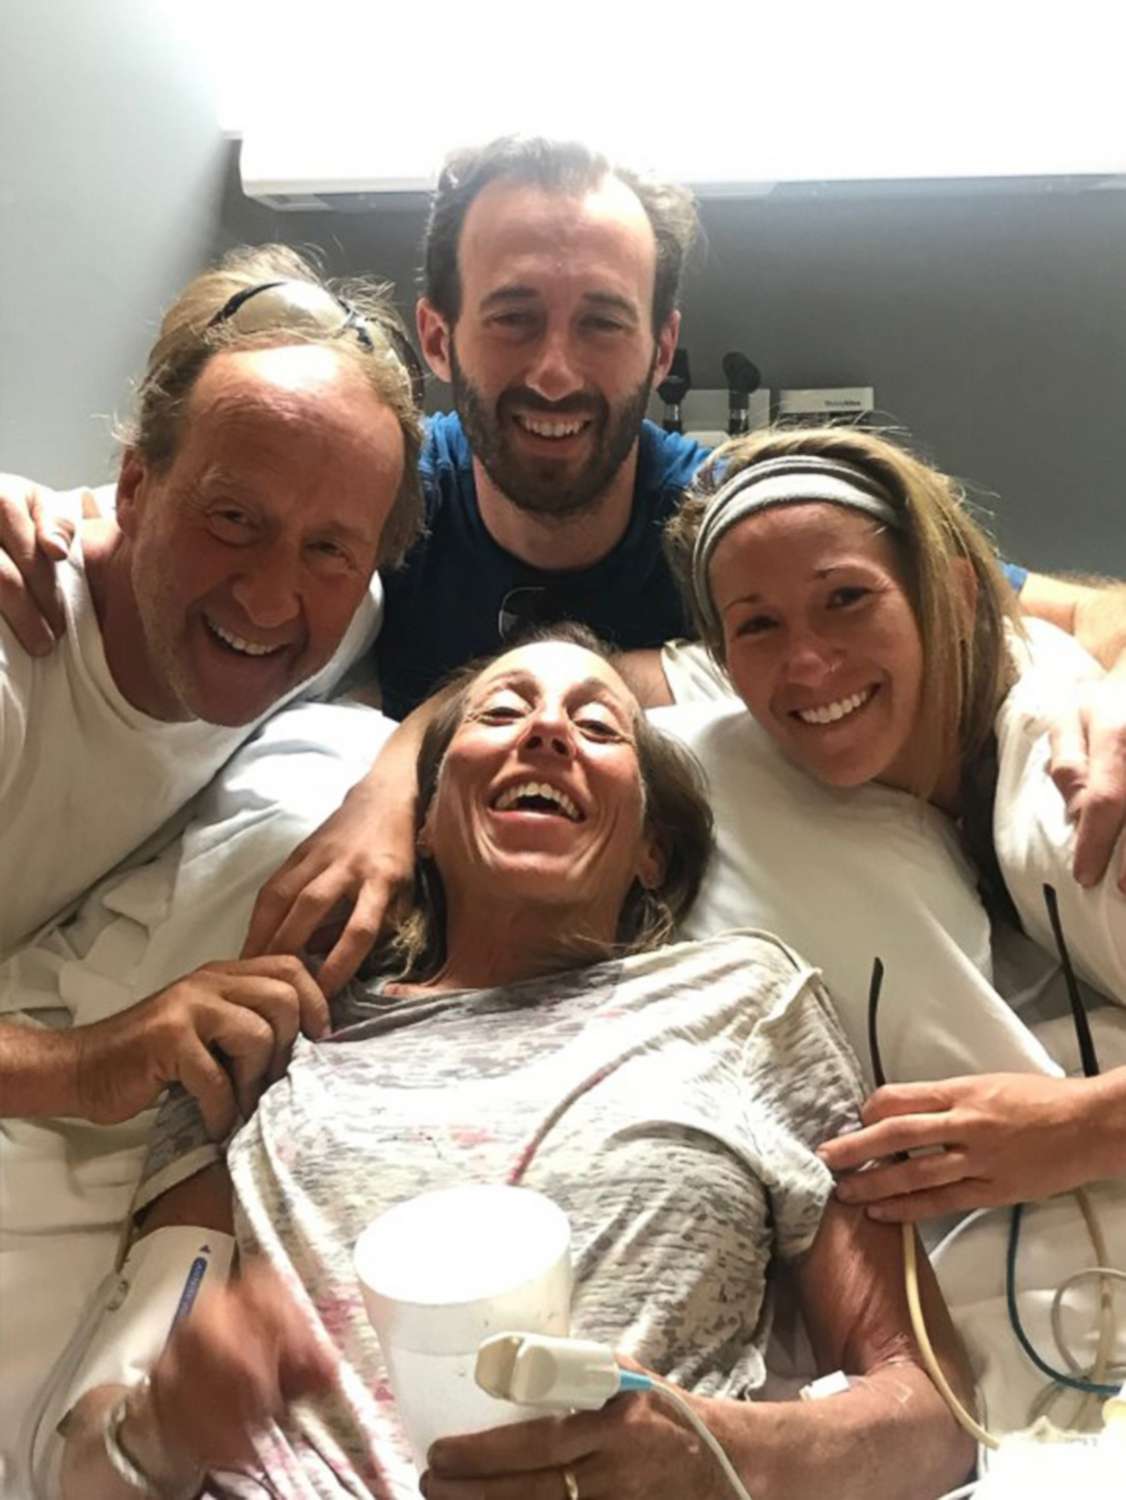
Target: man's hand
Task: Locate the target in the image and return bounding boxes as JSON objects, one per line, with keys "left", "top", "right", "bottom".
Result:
{"left": 0, "top": 473, "right": 95, "bottom": 654}
{"left": 817, "top": 1073, "right": 1103, "bottom": 1221}
{"left": 423, "top": 1383, "right": 729, "bottom": 1500}
{"left": 73, "top": 956, "right": 329, "bottom": 1135}
{"left": 243, "top": 780, "right": 415, "bottom": 995}
{"left": 1048, "top": 671, "right": 1126, "bottom": 890}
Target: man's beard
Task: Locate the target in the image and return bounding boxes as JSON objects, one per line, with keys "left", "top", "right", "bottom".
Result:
{"left": 450, "top": 343, "right": 657, "bottom": 520}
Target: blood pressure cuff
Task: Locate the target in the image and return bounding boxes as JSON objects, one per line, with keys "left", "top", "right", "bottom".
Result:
{"left": 29, "top": 1226, "right": 234, "bottom": 1497}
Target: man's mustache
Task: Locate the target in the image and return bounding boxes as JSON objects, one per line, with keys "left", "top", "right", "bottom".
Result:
{"left": 498, "top": 389, "right": 605, "bottom": 419}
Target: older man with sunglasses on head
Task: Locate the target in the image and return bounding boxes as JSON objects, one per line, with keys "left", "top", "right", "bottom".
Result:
{"left": 0, "top": 246, "right": 422, "bottom": 1130}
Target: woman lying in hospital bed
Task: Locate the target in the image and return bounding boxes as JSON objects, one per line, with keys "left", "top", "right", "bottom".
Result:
{"left": 48, "top": 630, "right": 975, "bottom": 1500}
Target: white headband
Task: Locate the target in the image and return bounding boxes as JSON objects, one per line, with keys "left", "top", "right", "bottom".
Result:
{"left": 690, "top": 455, "right": 902, "bottom": 636}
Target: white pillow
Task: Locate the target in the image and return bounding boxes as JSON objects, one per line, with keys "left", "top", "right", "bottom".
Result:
{"left": 653, "top": 699, "right": 1057, "bottom": 1087}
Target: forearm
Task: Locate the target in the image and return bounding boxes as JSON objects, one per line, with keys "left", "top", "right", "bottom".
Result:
{"left": 1034, "top": 1067, "right": 1126, "bottom": 1188}
{"left": 1020, "top": 572, "right": 1126, "bottom": 672}
{"left": 0, "top": 1019, "right": 81, "bottom": 1117}
{"left": 345, "top": 687, "right": 449, "bottom": 824}
{"left": 703, "top": 1362, "right": 972, "bottom": 1500}
{"left": 1088, "top": 1064, "right": 1126, "bottom": 1179}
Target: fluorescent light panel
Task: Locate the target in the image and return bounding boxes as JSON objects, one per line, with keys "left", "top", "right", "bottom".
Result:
{"left": 205, "top": 0, "right": 1126, "bottom": 184}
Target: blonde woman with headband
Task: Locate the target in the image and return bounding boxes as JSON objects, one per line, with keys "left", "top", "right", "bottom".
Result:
{"left": 627, "top": 426, "right": 1126, "bottom": 1222}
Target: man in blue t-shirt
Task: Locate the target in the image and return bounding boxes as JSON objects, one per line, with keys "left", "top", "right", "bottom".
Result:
{"left": 376, "top": 136, "right": 1029, "bottom": 720}
{"left": 375, "top": 136, "right": 704, "bottom": 718}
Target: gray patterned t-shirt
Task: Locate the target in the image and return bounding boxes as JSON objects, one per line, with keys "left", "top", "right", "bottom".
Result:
{"left": 137, "top": 930, "right": 864, "bottom": 1499}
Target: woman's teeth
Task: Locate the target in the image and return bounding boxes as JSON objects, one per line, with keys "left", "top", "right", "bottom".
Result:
{"left": 206, "top": 619, "right": 282, "bottom": 657}
{"left": 493, "top": 781, "right": 581, "bottom": 820}
{"left": 516, "top": 414, "right": 587, "bottom": 439}
{"left": 795, "top": 687, "right": 875, "bottom": 726}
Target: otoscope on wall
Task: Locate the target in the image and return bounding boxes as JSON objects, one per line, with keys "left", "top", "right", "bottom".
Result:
{"left": 722, "top": 351, "right": 762, "bottom": 436}
{"left": 657, "top": 347, "right": 691, "bottom": 433}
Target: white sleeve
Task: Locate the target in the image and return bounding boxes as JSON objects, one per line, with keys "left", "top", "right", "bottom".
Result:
{"left": 659, "top": 638, "right": 739, "bottom": 705}
{"left": 995, "top": 623, "right": 1125, "bottom": 1004}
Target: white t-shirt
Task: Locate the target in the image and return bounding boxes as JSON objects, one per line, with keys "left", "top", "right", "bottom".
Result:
{"left": 660, "top": 636, "right": 736, "bottom": 703}
{"left": 133, "top": 932, "right": 864, "bottom": 1496}
{"left": 0, "top": 537, "right": 378, "bottom": 958}
{"left": 652, "top": 698, "right": 1057, "bottom": 1086}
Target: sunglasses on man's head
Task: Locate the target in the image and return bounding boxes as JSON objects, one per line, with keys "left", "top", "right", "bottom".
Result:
{"left": 208, "top": 280, "right": 426, "bottom": 408}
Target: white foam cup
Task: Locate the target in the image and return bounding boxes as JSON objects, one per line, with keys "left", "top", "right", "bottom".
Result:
{"left": 354, "top": 1183, "right": 572, "bottom": 1466}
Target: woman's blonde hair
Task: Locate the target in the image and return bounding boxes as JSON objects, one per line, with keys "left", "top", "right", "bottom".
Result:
{"left": 116, "top": 244, "right": 425, "bottom": 566}
{"left": 664, "top": 425, "right": 1023, "bottom": 799}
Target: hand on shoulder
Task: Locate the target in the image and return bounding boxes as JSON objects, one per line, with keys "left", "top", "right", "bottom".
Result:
{"left": 72, "top": 956, "right": 328, "bottom": 1133}
{"left": 817, "top": 1069, "right": 1126, "bottom": 1220}
{"left": 0, "top": 474, "right": 96, "bottom": 654}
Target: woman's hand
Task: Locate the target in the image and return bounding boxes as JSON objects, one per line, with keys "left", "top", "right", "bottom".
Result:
{"left": 422, "top": 1386, "right": 730, "bottom": 1500}
{"left": 0, "top": 474, "right": 96, "bottom": 653}
{"left": 1048, "top": 669, "right": 1126, "bottom": 891}
{"left": 817, "top": 1072, "right": 1107, "bottom": 1220}
{"left": 242, "top": 778, "right": 416, "bottom": 996}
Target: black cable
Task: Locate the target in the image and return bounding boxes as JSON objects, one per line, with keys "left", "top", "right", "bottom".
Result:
{"left": 866, "top": 957, "right": 911, "bottom": 1165}
{"left": 1003, "top": 887, "right": 1114, "bottom": 1397}
{"left": 867, "top": 956, "right": 887, "bottom": 1088}
{"left": 1042, "top": 883, "right": 1100, "bottom": 1078}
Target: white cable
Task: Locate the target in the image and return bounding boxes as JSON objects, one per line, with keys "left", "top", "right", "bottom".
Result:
{"left": 934, "top": 1485, "right": 980, "bottom": 1500}
{"left": 1050, "top": 1267, "right": 1126, "bottom": 1377}
{"left": 649, "top": 1380, "right": 755, "bottom": 1500}
{"left": 902, "top": 1225, "right": 1000, "bottom": 1451}
{"left": 1023, "top": 1187, "right": 1123, "bottom": 1432}
{"left": 1043, "top": 1263, "right": 1126, "bottom": 1432}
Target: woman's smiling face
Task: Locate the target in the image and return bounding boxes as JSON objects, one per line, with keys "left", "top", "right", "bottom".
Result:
{"left": 422, "top": 640, "right": 663, "bottom": 919}
{"left": 708, "top": 502, "right": 928, "bottom": 794}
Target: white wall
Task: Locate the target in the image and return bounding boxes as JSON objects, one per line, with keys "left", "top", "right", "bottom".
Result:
{"left": 0, "top": 0, "right": 228, "bottom": 485}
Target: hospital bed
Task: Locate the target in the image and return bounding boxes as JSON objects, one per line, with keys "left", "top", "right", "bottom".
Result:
{"left": 1, "top": 695, "right": 1122, "bottom": 1499}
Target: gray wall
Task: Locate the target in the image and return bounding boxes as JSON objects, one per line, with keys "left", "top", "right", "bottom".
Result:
{"left": 0, "top": 0, "right": 229, "bottom": 486}
{"left": 222, "top": 169, "right": 1126, "bottom": 575}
